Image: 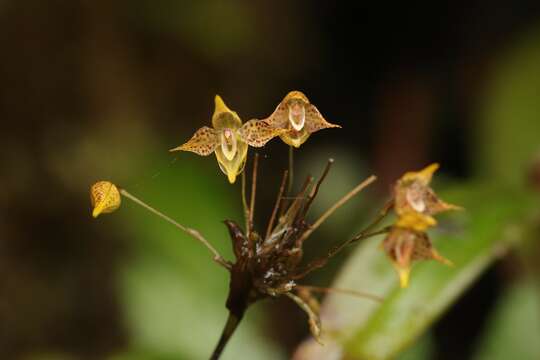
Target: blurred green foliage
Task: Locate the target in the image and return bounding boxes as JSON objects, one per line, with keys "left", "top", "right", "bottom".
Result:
{"left": 476, "top": 26, "right": 540, "bottom": 186}
{"left": 292, "top": 25, "right": 540, "bottom": 360}
{"left": 294, "top": 184, "right": 537, "bottom": 359}
{"left": 472, "top": 279, "right": 540, "bottom": 360}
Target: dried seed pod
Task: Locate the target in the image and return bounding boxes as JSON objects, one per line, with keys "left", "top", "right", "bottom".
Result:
{"left": 90, "top": 181, "right": 121, "bottom": 218}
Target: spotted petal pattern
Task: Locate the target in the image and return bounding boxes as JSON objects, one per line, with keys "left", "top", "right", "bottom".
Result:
{"left": 169, "top": 126, "right": 218, "bottom": 156}
{"left": 304, "top": 104, "right": 341, "bottom": 133}
{"left": 260, "top": 91, "right": 341, "bottom": 148}
{"left": 90, "top": 181, "right": 121, "bottom": 218}
{"left": 238, "top": 119, "right": 284, "bottom": 147}
{"left": 264, "top": 102, "right": 289, "bottom": 129}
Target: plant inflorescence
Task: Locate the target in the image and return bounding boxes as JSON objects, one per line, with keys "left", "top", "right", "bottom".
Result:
{"left": 89, "top": 91, "right": 461, "bottom": 359}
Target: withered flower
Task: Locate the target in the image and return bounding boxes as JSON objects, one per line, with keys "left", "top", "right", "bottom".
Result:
{"left": 170, "top": 95, "right": 253, "bottom": 184}
{"left": 394, "top": 163, "right": 461, "bottom": 217}
{"left": 211, "top": 157, "right": 378, "bottom": 358}
{"left": 255, "top": 91, "right": 341, "bottom": 148}
{"left": 382, "top": 212, "right": 451, "bottom": 288}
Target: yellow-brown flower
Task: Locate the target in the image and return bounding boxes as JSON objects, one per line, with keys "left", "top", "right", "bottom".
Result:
{"left": 257, "top": 91, "right": 341, "bottom": 148}
{"left": 382, "top": 213, "right": 451, "bottom": 288}
{"left": 90, "top": 181, "right": 121, "bottom": 218}
{"left": 170, "top": 95, "right": 249, "bottom": 183}
{"left": 394, "top": 163, "right": 461, "bottom": 217}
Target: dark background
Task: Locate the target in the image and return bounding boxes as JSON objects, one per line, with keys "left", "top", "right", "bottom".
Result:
{"left": 1, "top": 1, "right": 540, "bottom": 359}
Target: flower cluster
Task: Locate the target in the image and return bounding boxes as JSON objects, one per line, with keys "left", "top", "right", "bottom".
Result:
{"left": 89, "top": 91, "right": 462, "bottom": 359}
{"left": 382, "top": 163, "right": 461, "bottom": 287}
{"left": 169, "top": 91, "right": 340, "bottom": 183}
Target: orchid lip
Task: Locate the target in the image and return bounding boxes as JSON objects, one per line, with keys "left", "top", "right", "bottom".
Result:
{"left": 407, "top": 190, "right": 426, "bottom": 212}
{"left": 220, "top": 128, "right": 237, "bottom": 161}
{"left": 288, "top": 104, "right": 306, "bottom": 131}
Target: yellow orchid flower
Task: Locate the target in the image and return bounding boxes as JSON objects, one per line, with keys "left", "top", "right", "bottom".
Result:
{"left": 382, "top": 226, "right": 452, "bottom": 288}
{"left": 90, "top": 181, "right": 121, "bottom": 218}
{"left": 394, "top": 163, "right": 461, "bottom": 217}
{"left": 170, "top": 95, "right": 249, "bottom": 184}
{"left": 259, "top": 91, "right": 341, "bottom": 148}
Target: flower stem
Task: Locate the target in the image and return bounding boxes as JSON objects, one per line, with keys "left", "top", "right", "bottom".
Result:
{"left": 288, "top": 145, "right": 294, "bottom": 194}
{"left": 210, "top": 312, "right": 242, "bottom": 360}
{"left": 119, "top": 188, "right": 231, "bottom": 269}
{"left": 265, "top": 170, "right": 288, "bottom": 240}
{"left": 298, "top": 175, "right": 377, "bottom": 243}
{"left": 295, "top": 285, "right": 384, "bottom": 303}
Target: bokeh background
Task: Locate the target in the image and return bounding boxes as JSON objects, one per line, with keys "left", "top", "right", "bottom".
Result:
{"left": 1, "top": 1, "right": 539, "bottom": 359}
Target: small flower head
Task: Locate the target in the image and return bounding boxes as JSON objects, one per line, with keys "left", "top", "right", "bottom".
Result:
{"left": 382, "top": 225, "right": 451, "bottom": 288}
{"left": 170, "top": 95, "right": 249, "bottom": 184}
{"left": 90, "top": 181, "right": 121, "bottom": 218}
{"left": 394, "top": 163, "right": 461, "bottom": 217}
{"left": 260, "top": 91, "right": 341, "bottom": 148}
{"left": 382, "top": 164, "right": 460, "bottom": 288}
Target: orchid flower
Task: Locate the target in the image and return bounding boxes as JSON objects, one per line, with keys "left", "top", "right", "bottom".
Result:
{"left": 257, "top": 91, "right": 341, "bottom": 148}
{"left": 170, "top": 95, "right": 249, "bottom": 184}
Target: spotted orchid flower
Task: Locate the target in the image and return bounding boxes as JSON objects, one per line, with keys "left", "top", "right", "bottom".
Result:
{"left": 381, "top": 164, "right": 460, "bottom": 288}
{"left": 170, "top": 95, "right": 249, "bottom": 184}
{"left": 394, "top": 163, "right": 461, "bottom": 217}
{"left": 382, "top": 215, "right": 452, "bottom": 288}
{"left": 256, "top": 91, "right": 341, "bottom": 148}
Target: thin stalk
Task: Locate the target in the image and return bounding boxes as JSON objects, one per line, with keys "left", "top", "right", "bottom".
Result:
{"left": 288, "top": 145, "right": 294, "bottom": 194}
{"left": 265, "top": 170, "right": 288, "bottom": 240}
{"left": 301, "top": 158, "right": 334, "bottom": 218}
{"left": 248, "top": 153, "right": 259, "bottom": 236}
{"left": 241, "top": 170, "right": 249, "bottom": 234}
{"left": 210, "top": 312, "right": 242, "bottom": 360}
{"left": 285, "top": 292, "right": 322, "bottom": 344}
{"left": 119, "top": 188, "right": 231, "bottom": 269}
{"left": 295, "top": 285, "right": 384, "bottom": 303}
{"left": 349, "top": 199, "right": 394, "bottom": 244}
{"left": 298, "top": 175, "right": 377, "bottom": 243}
{"left": 293, "top": 227, "right": 391, "bottom": 280}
